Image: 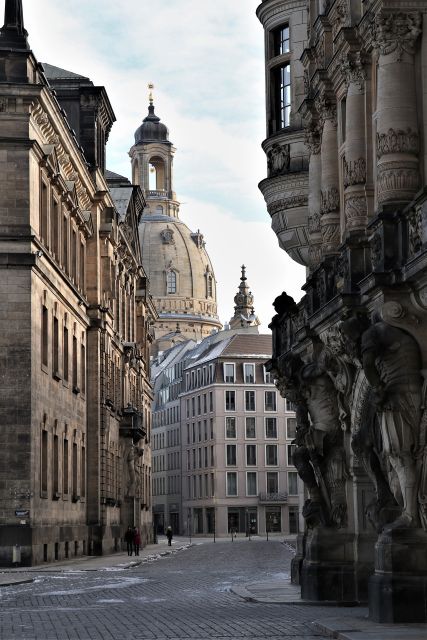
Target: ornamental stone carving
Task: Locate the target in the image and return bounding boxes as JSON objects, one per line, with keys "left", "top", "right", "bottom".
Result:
{"left": 343, "top": 157, "right": 366, "bottom": 187}
{"left": 341, "top": 53, "right": 366, "bottom": 91}
{"left": 370, "top": 232, "right": 382, "bottom": 269}
{"left": 316, "top": 94, "right": 337, "bottom": 127}
{"left": 268, "top": 194, "right": 308, "bottom": 215}
{"left": 332, "top": 0, "right": 349, "bottom": 40}
{"left": 160, "top": 228, "right": 175, "bottom": 244}
{"left": 377, "top": 128, "right": 419, "bottom": 158}
{"left": 373, "top": 12, "right": 422, "bottom": 61}
{"left": 408, "top": 207, "right": 423, "bottom": 256}
{"left": 321, "top": 222, "right": 340, "bottom": 253}
{"left": 377, "top": 163, "right": 419, "bottom": 204}
{"left": 345, "top": 196, "right": 367, "bottom": 227}
{"left": 304, "top": 124, "right": 321, "bottom": 155}
{"left": 308, "top": 211, "right": 321, "bottom": 234}
{"left": 321, "top": 187, "right": 340, "bottom": 214}
{"left": 267, "top": 143, "right": 290, "bottom": 177}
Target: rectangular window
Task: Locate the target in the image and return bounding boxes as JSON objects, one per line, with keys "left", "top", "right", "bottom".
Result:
{"left": 197, "top": 395, "right": 201, "bottom": 415}
{"left": 203, "top": 394, "right": 207, "bottom": 414}
{"left": 40, "top": 180, "right": 49, "bottom": 246}
{"left": 192, "top": 397, "right": 195, "bottom": 417}
{"left": 210, "top": 418, "right": 214, "bottom": 439}
{"left": 71, "top": 229, "right": 77, "bottom": 281}
{"left": 280, "top": 63, "right": 291, "bottom": 128}
{"left": 52, "top": 316, "right": 59, "bottom": 376}
{"left": 209, "top": 392, "right": 213, "bottom": 412}
{"left": 245, "top": 417, "right": 256, "bottom": 439}
{"left": 186, "top": 398, "right": 190, "bottom": 418}
{"left": 72, "top": 336, "right": 78, "bottom": 390}
{"left": 72, "top": 442, "right": 78, "bottom": 499}
{"left": 225, "top": 390, "right": 236, "bottom": 411}
{"left": 80, "top": 344, "right": 86, "bottom": 395}
{"left": 287, "top": 443, "right": 297, "bottom": 466}
{"left": 225, "top": 416, "right": 236, "bottom": 439}
{"left": 41, "top": 429, "right": 48, "bottom": 495}
{"left": 63, "top": 326, "right": 69, "bottom": 382}
{"left": 267, "top": 471, "right": 279, "bottom": 494}
{"left": 211, "top": 472, "right": 215, "bottom": 497}
{"left": 62, "top": 214, "right": 68, "bottom": 272}
{"left": 63, "top": 438, "right": 69, "bottom": 494}
{"left": 204, "top": 446, "right": 208, "bottom": 468}
{"left": 245, "top": 390, "right": 255, "bottom": 412}
{"left": 286, "top": 418, "right": 297, "bottom": 440}
{"left": 210, "top": 445, "right": 214, "bottom": 466}
{"left": 224, "top": 363, "right": 235, "bottom": 383}
{"left": 186, "top": 424, "right": 190, "bottom": 445}
{"left": 275, "top": 24, "right": 290, "bottom": 56}
{"left": 288, "top": 471, "right": 298, "bottom": 495}
{"left": 226, "top": 444, "right": 237, "bottom": 466}
{"left": 192, "top": 423, "right": 196, "bottom": 443}
{"left": 246, "top": 444, "right": 257, "bottom": 466}
{"left": 81, "top": 445, "right": 86, "bottom": 498}
{"left": 265, "top": 417, "right": 278, "bottom": 439}
{"left": 52, "top": 434, "right": 59, "bottom": 496}
{"left": 80, "top": 241, "right": 85, "bottom": 292}
{"left": 244, "top": 363, "right": 255, "bottom": 384}
{"left": 42, "top": 306, "right": 48, "bottom": 367}
{"left": 247, "top": 472, "right": 257, "bottom": 496}
{"left": 226, "top": 472, "right": 237, "bottom": 496}
{"left": 266, "top": 444, "right": 278, "bottom": 466}
{"left": 264, "top": 366, "right": 273, "bottom": 384}
{"left": 52, "top": 198, "right": 60, "bottom": 260}
{"left": 265, "top": 391, "right": 277, "bottom": 412}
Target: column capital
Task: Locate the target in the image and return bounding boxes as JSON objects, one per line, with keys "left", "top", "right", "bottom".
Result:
{"left": 373, "top": 11, "right": 422, "bottom": 61}
{"left": 315, "top": 92, "right": 337, "bottom": 128}
{"left": 304, "top": 123, "right": 322, "bottom": 155}
{"left": 341, "top": 52, "right": 367, "bottom": 91}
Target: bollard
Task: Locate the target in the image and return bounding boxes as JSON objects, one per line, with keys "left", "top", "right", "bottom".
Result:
{"left": 13, "top": 544, "right": 21, "bottom": 566}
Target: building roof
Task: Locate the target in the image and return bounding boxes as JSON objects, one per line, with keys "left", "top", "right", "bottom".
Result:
{"left": 134, "top": 103, "right": 170, "bottom": 145}
{"left": 42, "top": 63, "right": 90, "bottom": 82}
{"left": 222, "top": 333, "right": 272, "bottom": 357}
{"left": 109, "top": 186, "right": 134, "bottom": 220}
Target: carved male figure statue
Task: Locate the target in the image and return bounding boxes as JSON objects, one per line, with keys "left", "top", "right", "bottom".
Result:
{"left": 283, "top": 353, "right": 348, "bottom": 528}
{"left": 360, "top": 320, "right": 423, "bottom": 530}
{"left": 126, "top": 443, "right": 144, "bottom": 497}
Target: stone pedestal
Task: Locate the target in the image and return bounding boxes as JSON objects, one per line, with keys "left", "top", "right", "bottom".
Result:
{"left": 369, "top": 528, "right": 427, "bottom": 623}
{"left": 300, "top": 528, "right": 359, "bottom": 603}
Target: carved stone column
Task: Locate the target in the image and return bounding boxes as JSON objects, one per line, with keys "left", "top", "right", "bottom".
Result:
{"left": 343, "top": 54, "right": 368, "bottom": 233}
{"left": 306, "top": 123, "right": 322, "bottom": 269}
{"left": 318, "top": 94, "right": 340, "bottom": 256}
{"left": 375, "top": 12, "right": 422, "bottom": 207}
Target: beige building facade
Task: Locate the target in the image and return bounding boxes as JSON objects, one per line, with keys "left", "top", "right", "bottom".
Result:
{"left": 0, "top": 1, "right": 156, "bottom": 565}
{"left": 257, "top": 0, "right": 427, "bottom": 623}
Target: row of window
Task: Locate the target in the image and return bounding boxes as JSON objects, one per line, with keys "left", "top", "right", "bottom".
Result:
{"left": 224, "top": 390, "right": 277, "bottom": 412}
{"left": 185, "top": 364, "right": 216, "bottom": 391}
{"left": 40, "top": 428, "right": 86, "bottom": 502}
{"left": 186, "top": 419, "right": 215, "bottom": 445}
{"left": 222, "top": 363, "right": 273, "bottom": 385}
{"left": 153, "top": 405, "right": 181, "bottom": 428}
{"left": 165, "top": 269, "right": 213, "bottom": 299}
{"left": 185, "top": 392, "right": 214, "bottom": 417}
{"left": 225, "top": 443, "right": 296, "bottom": 468}
{"left": 186, "top": 446, "right": 215, "bottom": 471}
{"left": 41, "top": 305, "right": 86, "bottom": 395}
{"left": 225, "top": 471, "right": 298, "bottom": 498}
{"left": 224, "top": 416, "right": 296, "bottom": 441}
{"left": 187, "top": 473, "right": 215, "bottom": 500}
{"left": 39, "top": 176, "right": 86, "bottom": 293}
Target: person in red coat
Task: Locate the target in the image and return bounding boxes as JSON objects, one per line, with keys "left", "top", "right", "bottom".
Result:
{"left": 133, "top": 527, "right": 142, "bottom": 556}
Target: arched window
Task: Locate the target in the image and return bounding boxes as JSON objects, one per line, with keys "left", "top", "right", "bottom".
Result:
{"left": 206, "top": 275, "right": 213, "bottom": 298}
{"left": 167, "top": 270, "right": 177, "bottom": 294}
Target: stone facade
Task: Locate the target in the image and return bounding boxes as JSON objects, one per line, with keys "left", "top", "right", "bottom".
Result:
{"left": 0, "top": 1, "right": 156, "bottom": 566}
{"left": 258, "top": 0, "right": 427, "bottom": 623}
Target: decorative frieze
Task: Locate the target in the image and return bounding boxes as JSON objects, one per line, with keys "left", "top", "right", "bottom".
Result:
{"left": 321, "top": 221, "right": 340, "bottom": 253}
{"left": 373, "top": 11, "right": 422, "bottom": 61}
{"left": 343, "top": 157, "right": 366, "bottom": 187}
{"left": 377, "top": 128, "right": 419, "bottom": 159}
{"left": 377, "top": 163, "right": 419, "bottom": 205}
{"left": 268, "top": 194, "right": 308, "bottom": 215}
{"left": 344, "top": 196, "right": 367, "bottom": 229}
{"left": 408, "top": 207, "right": 423, "bottom": 256}
{"left": 321, "top": 187, "right": 340, "bottom": 214}
{"left": 308, "top": 211, "right": 321, "bottom": 234}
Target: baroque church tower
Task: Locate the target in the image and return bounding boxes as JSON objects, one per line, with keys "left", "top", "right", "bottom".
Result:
{"left": 130, "top": 90, "right": 222, "bottom": 354}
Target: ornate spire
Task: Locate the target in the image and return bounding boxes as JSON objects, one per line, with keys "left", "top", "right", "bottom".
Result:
{"left": 0, "top": 0, "right": 29, "bottom": 49}
{"left": 229, "top": 266, "right": 260, "bottom": 330}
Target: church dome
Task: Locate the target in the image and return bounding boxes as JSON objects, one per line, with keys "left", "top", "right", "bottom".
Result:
{"left": 139, "top": 214, "right": 220, "bottom": 332}
{"left": 134, "top": 104, "right": 170, "bottom": 145}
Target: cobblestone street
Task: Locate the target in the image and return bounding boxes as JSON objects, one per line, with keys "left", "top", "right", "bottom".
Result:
{"left": 0, "top": 540, "right": 364, "bottom": 640}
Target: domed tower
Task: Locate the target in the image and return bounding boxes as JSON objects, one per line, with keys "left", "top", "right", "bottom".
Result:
{"left": 130, "top": 88, "right": 222, "bottom": 353}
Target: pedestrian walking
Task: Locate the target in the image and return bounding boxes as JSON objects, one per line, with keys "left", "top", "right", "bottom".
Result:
{"left": 125, "top": 526, "right": 134, "bottom": 556}
{"left": 166, "top": 525, "right": 173, "bottom": 546}
{"left": 134, "top": 527, "right": 141, "bottom": 556}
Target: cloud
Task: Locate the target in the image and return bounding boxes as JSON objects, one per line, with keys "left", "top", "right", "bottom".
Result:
{"left": 23, "top": 0, "right": 306, "bottom": 330}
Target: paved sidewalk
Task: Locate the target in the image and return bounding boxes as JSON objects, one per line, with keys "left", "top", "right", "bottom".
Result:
{"left": 233, "top": 576, "right": 427, "bottom": 640}
{"left": 0, "top": 536, "right": 192, "bottom": 585}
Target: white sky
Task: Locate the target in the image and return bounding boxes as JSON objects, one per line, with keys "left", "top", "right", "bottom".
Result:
{"left": 24, "top": 0, "right": 306, "bottom": 330}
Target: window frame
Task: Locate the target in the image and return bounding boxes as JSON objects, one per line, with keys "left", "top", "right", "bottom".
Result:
{"left": 243, "top": 362, "right": 256, "bottom": 384}
{"left": 265, "top": 444, "right": 278, "bottom": 467}
{"left": 223, "top": 362, "right": 235, "bottom": 384}
{"left": 226, "top": 444, "right": 237, "bottom": 467}
{"left": 265, "top": 417, "right": 278, "bottom": 440}
{"left": 245, "top": 416, "right": 256, "bottom": 440}
{"left": 246, "top": 443, "right": 257, "bottom": 467}
{"left": 245, "top": 389, "right": 256, "bottom": 412}
{"left": 226, "top": 471, "right": 238, "bottom": 497}
{"left": 246, "top": 471, "right": 257, "bottom": 497}
{"left": 288, "top": 471, "right": 298, "bottom": 496}
{"left": 225, "top": 416, "right": 237, "bottom": 439}
{"left": 264, "top": 390, "right": 277, "bottom": 412}
{"left": 225, "top": 390, "right": 236, "bottom": 412}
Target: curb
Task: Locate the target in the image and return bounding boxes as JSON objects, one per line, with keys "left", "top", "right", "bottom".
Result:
{"left": 230, "top": 584, "right": 360, "bottom": 606}
{"left": 0, "top": 577, "right": 34, "bottom": 587}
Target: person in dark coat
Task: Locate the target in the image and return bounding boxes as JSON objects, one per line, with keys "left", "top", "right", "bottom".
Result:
{"left": 166, "top": 526, "right": 173, "bottom": 546}
{"left": 125, "top": 526, "right": 134, "bottom": 556}
{"left": 133, "top": 527, "right": 142, "bottom": 556}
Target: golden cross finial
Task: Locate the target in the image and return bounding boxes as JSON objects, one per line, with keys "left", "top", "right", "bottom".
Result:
{"left": 148, "top": 82, "right": 155, "bottom": 106}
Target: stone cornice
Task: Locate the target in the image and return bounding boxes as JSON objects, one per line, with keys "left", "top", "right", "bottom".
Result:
{"left": 256, "top": 0, "right": 307, "bottom": 28}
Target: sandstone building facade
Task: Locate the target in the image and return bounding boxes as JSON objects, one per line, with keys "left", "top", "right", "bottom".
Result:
{"left": 0, "top": 1, "right": 156, "bottom": 565}
{"left": 257, "top": 0, "right": 427, "bottom": 623}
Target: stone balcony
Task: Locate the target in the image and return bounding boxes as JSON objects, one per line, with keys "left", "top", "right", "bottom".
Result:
{"left": 120, "top": 405, "right": 146, "bottom": 442}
